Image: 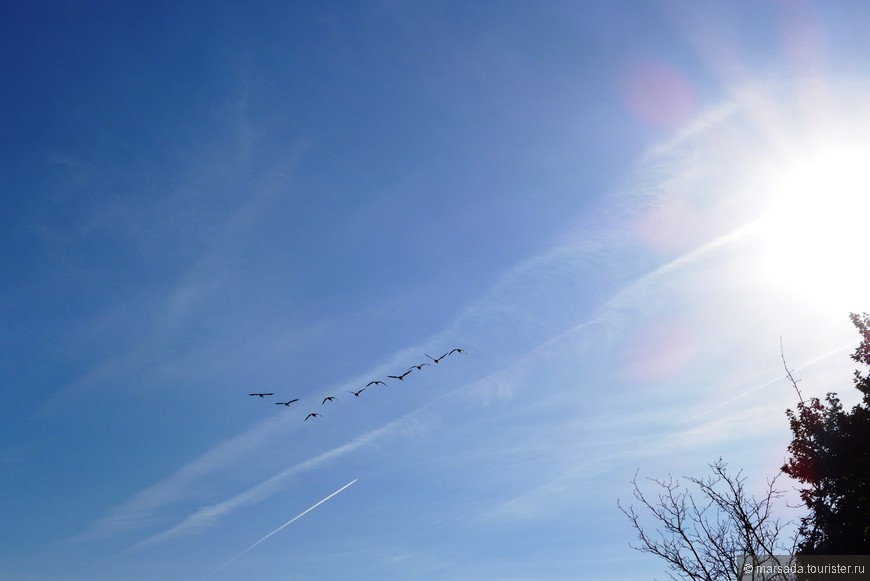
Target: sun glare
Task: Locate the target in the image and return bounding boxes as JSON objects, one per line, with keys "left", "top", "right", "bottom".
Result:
{"left": 756, "top": 147, "right": 870, "bottom": 312}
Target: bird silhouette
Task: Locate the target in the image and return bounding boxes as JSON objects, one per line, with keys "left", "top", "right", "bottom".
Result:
{"left": 347, "top": 388, "right": 366, "bottom": 397}
{"left": 322, "top": 396, "right": 338, "bottom": 405}
{"left": 249, "top": 393, "right": 275, "bottom": 398}
{"left": 274, "top": 399, "right": 299, "bottom": 406}
{"left": 425, "top": 352, "right": 449, "bottom": 364}
{"left": 447, "top": 348, "right": 467, "bottom": 357}
{"left": 304, "top": 413, "right": 322, "bottom": 421}
{"left": 387, "top": 370, "right": 413, "bottom": 381}
{"left": 366, "top": 380, "right": 387, "bottom": 388}
{"left": 408, "top": 363, "right": 430, "bottom": 371}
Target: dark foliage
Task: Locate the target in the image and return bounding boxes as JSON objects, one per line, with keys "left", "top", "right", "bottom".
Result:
{"left": 782, "top": 312, "right": 870, "bottom": 554}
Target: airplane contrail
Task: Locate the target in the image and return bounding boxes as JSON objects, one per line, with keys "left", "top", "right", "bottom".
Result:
{"left": 210, "top": 478, "right": 358, "bottom": 575}
{"left": 679, "top": 340, "right": 856, "bottom": 424}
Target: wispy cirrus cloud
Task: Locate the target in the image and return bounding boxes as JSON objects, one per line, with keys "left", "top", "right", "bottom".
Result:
{"left": 127, "top": 223, "right": 767, "bottom": 551}
{"left": 69, "top": 413, "right": 295, "bottom": 543}
{"left": 127, "top": 411, "right": 414, "bottom": 552}
{"left": 81, "top": 83, "right": 856, "bottom": 559}
{"left": 73, "top": 98, "right": 735, "bottom": 548}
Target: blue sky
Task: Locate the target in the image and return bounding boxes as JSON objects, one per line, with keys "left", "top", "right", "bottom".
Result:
{"left": 3, "top": 2, "right": 870, "bottom": 579}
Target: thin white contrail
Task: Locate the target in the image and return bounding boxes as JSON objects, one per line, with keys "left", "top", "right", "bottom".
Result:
{"left": 209, "top": 478, "right": 358, "bottom": 576}
{"left": 679, "top": 340, "right": 856, "bottom": 424}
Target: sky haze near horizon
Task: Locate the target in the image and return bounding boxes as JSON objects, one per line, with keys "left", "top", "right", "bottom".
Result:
{"left": 3, "top": 2, "right": 870, "bottom": 579}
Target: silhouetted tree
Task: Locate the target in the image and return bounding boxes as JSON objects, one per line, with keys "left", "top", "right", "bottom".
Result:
{"left": 782, "top": 312, "right": 870, "bottom": 555}
{"left": 619, "top": 459, "right": 796, "bottom": 580}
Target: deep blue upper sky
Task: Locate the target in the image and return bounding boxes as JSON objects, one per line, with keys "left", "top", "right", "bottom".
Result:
{"left": 3, "top": 2, "right": 870, "bottom": 580}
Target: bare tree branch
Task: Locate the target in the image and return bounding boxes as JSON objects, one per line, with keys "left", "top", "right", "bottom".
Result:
{"left": 781, "top": 336, "right": 804, "bottom": 404}
{"left": 619, "top": 460, "right": 797, "bottom": 581}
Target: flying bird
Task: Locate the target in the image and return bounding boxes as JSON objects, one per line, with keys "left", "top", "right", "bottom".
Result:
{"left": 347, "top": 388, "right": 366, "bottom": 397}
{"left": 447, "top": 348, "right": 467, "bottom": 356}
{"left": 366, "top": 380, "right": 387, "bottom": 387}
{"left": 408, "top": 363, "right": 430, "bottom": 371}
{"left": 304, "top": 413, "right": 322, "bottom": 421}
{"left": 425, "top": 352, "right": 449, "bottom": 364}
{"left": 322, "top": 396, "right": 338, "bottom": 405}
{"left": 274, "top": 399, "right": 299, "bottom": 407}
{"left": 249, "top": 393, "right": 275, "bottom": 398}
{"left": 387, "top": 370, "right": 413, "bottom": 381}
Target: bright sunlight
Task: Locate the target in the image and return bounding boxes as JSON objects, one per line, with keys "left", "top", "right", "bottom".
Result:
{"left": 756, "top": 146, "right": 870, "bottom": 312}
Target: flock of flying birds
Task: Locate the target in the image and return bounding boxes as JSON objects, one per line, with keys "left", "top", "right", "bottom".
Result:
{"left": 248, "top": 348, "right": 467, "bottom": 422}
